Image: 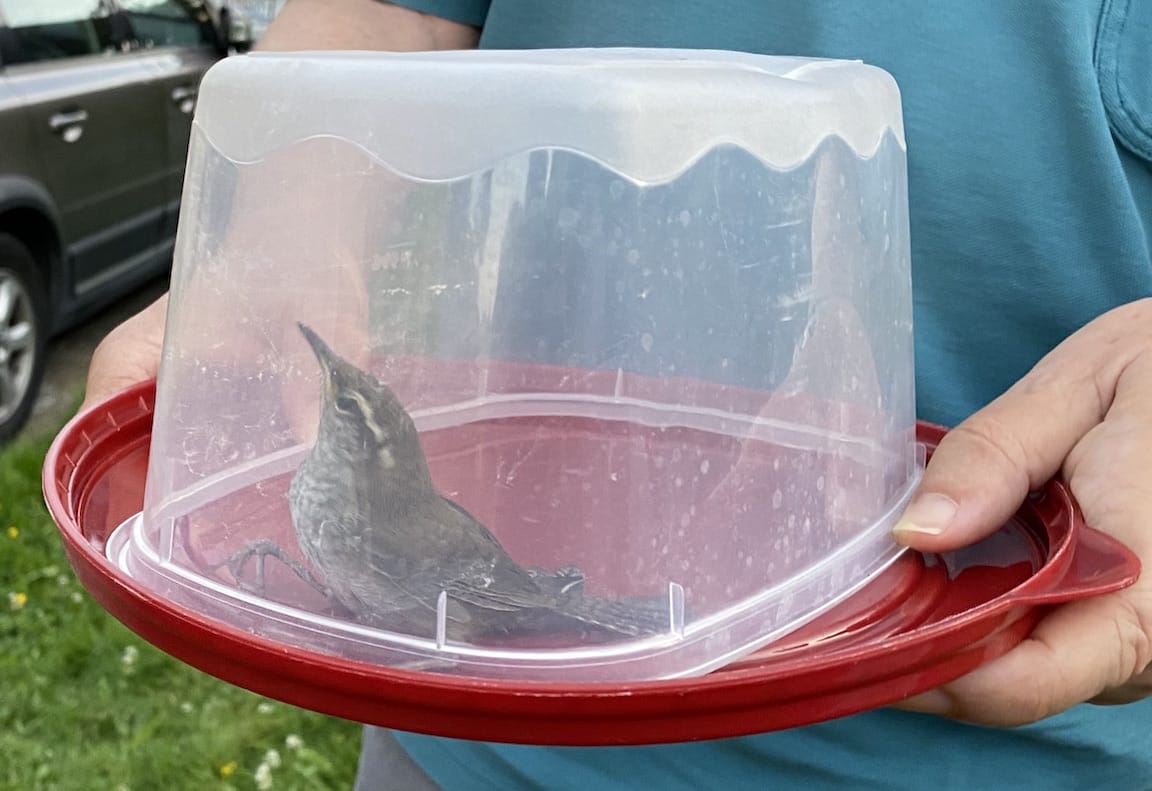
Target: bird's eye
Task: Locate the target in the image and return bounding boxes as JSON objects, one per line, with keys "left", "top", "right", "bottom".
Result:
{"left": 334, "top": 395, "right": 360, "bottom": 415}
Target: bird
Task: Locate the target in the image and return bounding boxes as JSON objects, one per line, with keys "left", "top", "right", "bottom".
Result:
{"left": 235, "top": 322, "right": 669, "bottom": 643}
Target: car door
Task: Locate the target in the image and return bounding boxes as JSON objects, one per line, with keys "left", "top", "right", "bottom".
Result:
{"left": 0, "top": 0, "right": 171, "bottom": 298}
{"left": 117, "top": 0, "right": 222, "bottom": 238}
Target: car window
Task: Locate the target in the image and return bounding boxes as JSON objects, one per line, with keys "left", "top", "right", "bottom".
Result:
{"left": 118, "top": 0, "right": 215, "bottom": 49}
{"left": 0, "top": 0, "right": 118, "bottom": 64}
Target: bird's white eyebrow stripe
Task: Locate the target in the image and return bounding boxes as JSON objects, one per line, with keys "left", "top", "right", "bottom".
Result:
{"left": 350, "top": 389, "right": 392, "bottom": 448}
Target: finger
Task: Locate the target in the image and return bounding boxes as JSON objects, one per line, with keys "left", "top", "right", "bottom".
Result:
{"left": 1065, "top": 352, "right": 1152, "bottom": 705}
{"left": 893, "top": 588, "right": 1151, "bottom": 724}
{"left": 893, "top": 301, "right": 1150, "bottom": 552}
{"left": 1063, "top": 350, "right": 1152, "bottom": 556}
{"left": 1090, "top": 661, "right": 1152, "bottom": 705}
{"left": 81, "top": 293, "right": 169, "bottom": 409}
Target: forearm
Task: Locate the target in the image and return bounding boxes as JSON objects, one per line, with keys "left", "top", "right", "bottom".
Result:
{"left": 257, "top": 0, "right": 480, "bottom": 52}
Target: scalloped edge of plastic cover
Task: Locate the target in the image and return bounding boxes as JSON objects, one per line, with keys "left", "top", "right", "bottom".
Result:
{"left": 193, "top": 48, "right": 905, "bottom": 183}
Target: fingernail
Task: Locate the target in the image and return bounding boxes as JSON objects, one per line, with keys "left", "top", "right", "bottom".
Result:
{"left": 893, "top": 493, "right": 958, "bottom": 537}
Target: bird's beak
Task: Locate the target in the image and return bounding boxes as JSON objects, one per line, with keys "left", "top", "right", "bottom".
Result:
{"left": 297, "top": 322, "right": 339, "bottom": 392}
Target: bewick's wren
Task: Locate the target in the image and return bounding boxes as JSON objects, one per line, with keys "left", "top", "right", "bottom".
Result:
{"left": 265, "top": 323, "right": 667, "bottom": 642}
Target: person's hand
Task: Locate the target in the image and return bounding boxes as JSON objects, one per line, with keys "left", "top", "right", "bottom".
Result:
{"left": 82, "top": 292, "right": 169, "bottom": 410}
{"left": 891, "top": 298, "right": 1152, "bottom": 724}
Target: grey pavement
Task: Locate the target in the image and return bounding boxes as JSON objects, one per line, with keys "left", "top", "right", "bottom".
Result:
{"left": 23, "top": 276, "right": 169, "bottom": 439}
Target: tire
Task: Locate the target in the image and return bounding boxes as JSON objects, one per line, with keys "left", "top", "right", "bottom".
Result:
{"left": 0, "top": 232, "right": 47, "bottom": 442}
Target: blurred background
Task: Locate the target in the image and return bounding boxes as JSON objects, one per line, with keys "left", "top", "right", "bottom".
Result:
{"left": 0, "top": 2, "right": 362, "bottom": 788}
{"left": 219, "top": 0, "right": 283, "bottom": 38}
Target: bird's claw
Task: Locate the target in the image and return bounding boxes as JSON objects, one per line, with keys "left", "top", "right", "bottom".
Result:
{"left": 209, "top": 539, "right": 330, "bottom": 599}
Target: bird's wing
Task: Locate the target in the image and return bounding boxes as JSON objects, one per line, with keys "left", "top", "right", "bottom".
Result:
{"left": 353, "top": 493, "right": 552, "bottom": 615}
{"left": 440, "top": 497, "right": 511, "bottom": 553}
{"left": 441, "top": 562, "right": 551, "bottom": 612}
{"left": 438, "top": 496, "right": 554, "bottom": 605}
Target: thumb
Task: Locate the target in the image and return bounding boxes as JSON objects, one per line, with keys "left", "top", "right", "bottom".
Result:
{"left": 892, "top": 314, "right": 1128, "bottom": 552}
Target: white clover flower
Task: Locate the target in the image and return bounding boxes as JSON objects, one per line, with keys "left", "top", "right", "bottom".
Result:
{"left": 254, "top": 762, "right": 273, "bottom": 790}
{"left": 263, "top": 749, "right": 282, "bottom": 769}
{"left": 121, "top": 645, "right": 139, "bottom": 671}
{"left": 284, "top": 734, "right": 304, "bottom": 751}
{"left": 256, "top": 702, "right": 276, "bottom": 714}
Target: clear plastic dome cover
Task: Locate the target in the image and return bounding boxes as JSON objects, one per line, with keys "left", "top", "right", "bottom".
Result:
{"left": 105, "top": 49, "right": 921, "bottom": 681}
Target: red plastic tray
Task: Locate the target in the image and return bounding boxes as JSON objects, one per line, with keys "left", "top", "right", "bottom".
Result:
{"left": 44, "top": 381, "right": 1139, "bottom": 745}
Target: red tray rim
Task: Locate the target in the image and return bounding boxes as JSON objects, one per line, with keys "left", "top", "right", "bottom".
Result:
{"left": 43, "top": 380, "right": 1140, "bottom": 743}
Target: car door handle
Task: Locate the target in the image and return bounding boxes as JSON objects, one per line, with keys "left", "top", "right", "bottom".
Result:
{"left": 171, "top": 85, "right": 197, "bottom": 114}
{"left": 49, "top": 110, "right": 88, "bottom": 142}
{"left": 49, "top": 109, "right": 88, "bottom": 130}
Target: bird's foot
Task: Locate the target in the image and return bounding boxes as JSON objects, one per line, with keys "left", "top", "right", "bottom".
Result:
{"left": 209, "top": 539, "right": 330, "bottom": 599}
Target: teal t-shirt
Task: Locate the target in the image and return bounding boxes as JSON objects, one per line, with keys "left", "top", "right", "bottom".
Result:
{"left": 384, "top": 0, "right": 1152, "bottom": 788}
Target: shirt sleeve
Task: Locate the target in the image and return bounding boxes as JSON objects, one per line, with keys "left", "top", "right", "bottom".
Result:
{"left": 382, "top": 0, "right": 491, "bottom": 28}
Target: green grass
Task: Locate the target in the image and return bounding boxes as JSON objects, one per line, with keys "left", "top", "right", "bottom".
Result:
{"left": 0, "top": 422, "right": 361, "bottom": 791}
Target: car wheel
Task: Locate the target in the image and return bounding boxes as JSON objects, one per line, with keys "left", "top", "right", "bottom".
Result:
{"left": 0, "top": 233, "right": 47, "bottom": 442}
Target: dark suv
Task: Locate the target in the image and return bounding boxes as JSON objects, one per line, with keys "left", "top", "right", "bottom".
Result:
{"left": 0, "top": 0, "right": 249, "bottom": 439}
